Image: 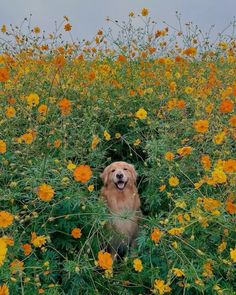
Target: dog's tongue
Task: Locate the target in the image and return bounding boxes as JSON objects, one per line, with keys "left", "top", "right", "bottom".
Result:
{"left": 117, "top": 182, "right": 125, "bottom": 189}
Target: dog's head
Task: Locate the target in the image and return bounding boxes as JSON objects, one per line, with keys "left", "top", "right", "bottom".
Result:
{"left": 101, "top": 161, "right": 137, "bottom": 191}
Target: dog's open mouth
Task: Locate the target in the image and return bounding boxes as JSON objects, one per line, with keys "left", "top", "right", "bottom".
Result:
{"left": 115, "top": 180, "right": 127, "bottom": 190}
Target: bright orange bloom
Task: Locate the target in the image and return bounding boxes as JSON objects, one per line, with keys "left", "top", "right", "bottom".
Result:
{"left": 97, "top": 251, "right": 113, "bottom": 270}
{"left": 0, "top": 68, "right": 9, "bottom": 82}
{"left": 117, "top": 55, "right": 127, "bottom": 63}
{"left": 183, "top": 47, "right": 197, "bottom": 56}
{"left": 219, "top": 99, "right": 234, "bottom": 113}
{"left": 71, "top": 228, "right": 82, "bottom": 239}
{"left": 201, "top": 154, "right": 211, "bottom": 171}
{"left": 0, "top": 284, "right": 9, "bottom": 295}
{"left": 202, "top": 197, "right": 221, "bottom": 212}
{"left": 54, "top": 55, "right": 66, "bottom": 68}
{"left": 58, "top": 98, "right": 72, "bottom": 116}
{"left": 36, "top": 183, "right": 55, "bottom": 202}
{"left": 0, "top": 211, "right": 14, "bottom": 228}
{"left": 223, "top": 159, "right": 236, "bottom": 173}
{"left": 226, "top": 199, "right": 236, "bottom": 214}
{"left": 54, "top": 139, "right": 61, "bottom": 148}
{"left": 38, "top": 104, "right": 48, "bottom": 115}
{"left": 73, "top": 165, "right": 92, "bottom": 183}
{"left": 194, "top": 120, "right": 209, "bottom": 133}
{"left": 229, "top": 115, "right": 236, "bottom": 127}
{"left": 0, "top": 140, "right": 6, "bottom": 154}
{"left": 21, "top": 243, "right": 32, "bottom": 256}
{"left": 151, "top": 228, "right": 163, "bottom": 244}
{"left": 165, "top": 152, "right": 174, "bottom": 161}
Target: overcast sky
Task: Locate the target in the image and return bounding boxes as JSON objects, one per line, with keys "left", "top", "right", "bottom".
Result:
{"left": 0, "top": 0, "right": 235, "bottom": 40}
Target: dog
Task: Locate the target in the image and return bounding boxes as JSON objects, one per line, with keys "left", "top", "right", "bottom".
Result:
{"left": 100, "top": 161, "right": 141, "bottom": 258}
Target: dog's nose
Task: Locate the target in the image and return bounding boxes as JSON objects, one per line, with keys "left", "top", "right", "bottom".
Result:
{"left": 116, "top": 173, "right": 123, "bottom": 179}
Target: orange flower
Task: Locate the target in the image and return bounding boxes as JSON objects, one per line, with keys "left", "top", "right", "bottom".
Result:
{"left": 54, "top": 55, "right": 66, "bottom": 68}
{"left": 58, "top": 98, "right": 72, "bottom": 116}
{"left": 97, "top": 251, "right": 113, "bottom": 270}
{"left": 202, "top": 197, "right": 221, "bottom": 212}
{"left": 27, "top": 93, "right": 39, "bottom": 107}
{"left": 0, "top": 140, "right": 6, "bottom": 154}
{"left": 21, "top": 243, "right": 32, "bottom": 256}
{"left": 193, "top": 120, "right": 209, "bottom": 133}
{"left": 151, "top": 228, "right": 163, "bottom": 244}
{"left": 91, "top": 135, "right": 100, "bottom": 150}
{"left": 165, "top": 152, "right": 174, "bottom": 161}
{"left": 71, "top": 228, "right": 82, "bottom": 239}
{"left": 183, "top": 47, "right": 197, "bottom": 56}
{"left": 0, "top": 284, "right": 9, "bottom": 295}
{"left": 177, "top": 146, "right": 192, "bottom": 156}
{"left": 64, "top": 23, "right": 72, "bottom": 31}
{"left": 0, "top": 211, "right": 14, "bottom": 228}
{"left": 219, "top": 99, "right": 234, "bottom": 113}
{"left": 10, "top": 259, "right": 24, "bottom": 274}
{"left": 226, "top": 199, "right": 236, "bottom": 214}
{"left": 229, "top": 115, "right": 236, "bottom": 127}
{"left": 0, "top": 68, "right": 9, "bottom": 82}
{"left": 201, "top": 155, "right": 211, "bottom": 171}
{"left": 223, "top": 159, "right": 236, "bottom": 173}
{"left": 38, "top": 104, "right": 48, "bottom": 115}
{"left": 36, "top": 183, "right": 55, "bottom": 202}
{"left": 54, "top": 139, "right": 61, "bottom": 148}
{"left": 117, "top": 55, "right": 127, "bottom": 63}
{"left": 73, "top": 165, "right": 92, "bottom": 183}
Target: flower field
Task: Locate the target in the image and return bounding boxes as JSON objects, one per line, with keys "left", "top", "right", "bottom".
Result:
{"left": 0, "top": 9, "right": 236, "bottom": 295}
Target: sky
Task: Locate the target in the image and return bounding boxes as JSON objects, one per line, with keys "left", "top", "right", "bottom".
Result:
{"left": 0, "top": 0, "right": 235, "bottom": 41}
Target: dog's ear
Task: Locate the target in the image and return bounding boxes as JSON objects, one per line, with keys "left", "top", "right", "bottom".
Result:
{"left": 128, "top": 164, "right": 137, "bottom": 184}
{"left": 100, "top": 166, "right": 109, "bottom": 186}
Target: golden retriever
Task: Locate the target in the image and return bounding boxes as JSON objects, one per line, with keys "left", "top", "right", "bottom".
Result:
{"left": 100, "top": 161, "right": 141, "bottom": 257}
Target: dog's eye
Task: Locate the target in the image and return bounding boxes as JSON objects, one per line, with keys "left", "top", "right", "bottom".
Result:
{"left": 124, "top": 168, "right": 128, "bottom": 171}
{"left": 111, "top": 169, "right": 115, "bottom": 172}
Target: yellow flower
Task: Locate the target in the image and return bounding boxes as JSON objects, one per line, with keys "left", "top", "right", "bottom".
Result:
{"left": 27, "top": 93, "right": 39, "bottom": 107}
{"left": 1, "top": 25, "right": 6, "bottom": 33}
{"left": 211, "top": 169, "right": 227, "bottom": 184}
{"left": 115, "top": 132, "right": 121, "bottom": 139}
{"left": 141, "top": 8, "right": 149, "bottom": 16}
{"left": 31, "top": 232, "right": 47, "bottom": 248}
{"left": 0, "top": 238, "right": 7, "bottom": 266}
{"left": 67, "top": 161, "right": 76, "bottom": 171}
{"left": 230, "top": 247, "right": 236, "bottom": 262}
{"left": 218, "top": 241, "right": 227, "bottom": 253}
{"left": 135, "top": 108, "right": 147, "bottom": 120}
{"left": 213, "top": 131, "right": 226, "bottom": 144}
{"left": 185, "top": 87, "right": 194, "bottom": 94}
{"left": 0, "top": 211, "right": 14, "bottom": 228}
{"left": 91, "top": 135, "right": 100, "bottom": 149}
{"left": 103, "top": 130, "right": 111, "bottom": 141}
{"left": 159, "top": 184, "right": 166, "bottom": 192}
{"left": 87, "top": 184, "right": 94, "bottom": 192}
{"left": 133, "top": 258, "right": 143, "bottom": 272}
{"left": 168, "top": 176, "right": 179, "bottom": 187}
{"left": 0, "top": 140, "right": 6, "bottom": 154}
{"left": 171, "top": 268, "right": 185, "bottom": 277}
{"left": 33, "top": 26, "right": 40, "bottom": 33}
{"left": 177, "top": 146, "right": 192, "bottom": 157}
{"left": 168, "top": 227, "right": 184, "bottom": 236}
{"left": 152, "top": 279, "right": 171, "bottom": 294}
{"left": 133, "top": 139, "right": 141, "bottom": 146}
{"left": 202, "top": 261, "right": 213, "bottom": 278}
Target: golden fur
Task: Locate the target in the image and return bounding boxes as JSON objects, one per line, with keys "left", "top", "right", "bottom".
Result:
{"left": 100, "top": 161, "right": 141, "bottom": 256}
